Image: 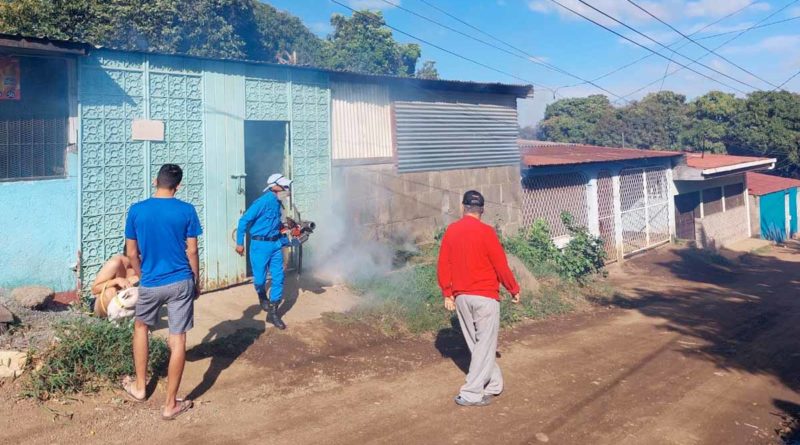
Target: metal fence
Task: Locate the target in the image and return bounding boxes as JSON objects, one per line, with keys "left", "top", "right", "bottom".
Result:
{"left": 620, "top": 167, "right": 670, "bottom": 255}
{"left": 521, "top": 172, "right": 588, "bottom": 238}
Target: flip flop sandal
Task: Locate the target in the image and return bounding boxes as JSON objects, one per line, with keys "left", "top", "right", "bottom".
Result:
{"left": 121, "top": 376, "right": 145, "bottom": 402}
{"left": 162, "top": 399, "right": 193, "bottom": 421}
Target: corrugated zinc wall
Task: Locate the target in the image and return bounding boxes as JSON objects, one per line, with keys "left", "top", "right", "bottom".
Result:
{"left": 394, "top": 92, "right": 519, "bottom": 173}
{"left": 331, "top": 81, "right": 392, "bottom": 160}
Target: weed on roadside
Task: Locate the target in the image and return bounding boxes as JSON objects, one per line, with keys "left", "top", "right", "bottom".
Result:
{"left": 22, "top": 317, "right": 168, "bottom": 400}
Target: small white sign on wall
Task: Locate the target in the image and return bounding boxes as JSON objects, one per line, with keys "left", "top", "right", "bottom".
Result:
{"left": 131, "top": 119, "right": 165, "bottom": 141}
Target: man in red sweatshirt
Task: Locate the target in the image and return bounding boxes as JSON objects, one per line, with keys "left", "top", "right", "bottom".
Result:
{"left": 437, "top": 190, "right": 520, "bottom": 407}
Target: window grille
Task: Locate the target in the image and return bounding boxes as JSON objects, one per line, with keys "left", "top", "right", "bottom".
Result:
{"left": 521, "top": 172, "right": 588, "bottom": 238}
{"left": 0, "top": 118, "right": 66, "bottom": 180}
{"left": 0, "top": 56, "right": 68, "bottom": 181}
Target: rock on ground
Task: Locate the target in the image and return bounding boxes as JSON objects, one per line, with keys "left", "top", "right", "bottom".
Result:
{"left": 11, "top": 286, "right": 54, "bottom": 310}
{"left": 506, "top": 254, "right": 540, "bottom": 295}
{"left": 0, "top": 350, "right": 27, "bottom": 379}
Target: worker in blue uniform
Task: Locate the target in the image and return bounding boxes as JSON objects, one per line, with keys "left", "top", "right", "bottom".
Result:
{"left": 235, "top": 173, "right": 293, "bottom": 329}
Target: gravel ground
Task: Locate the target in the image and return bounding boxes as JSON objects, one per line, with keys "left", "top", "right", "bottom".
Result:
{"left": 0, "top": 288, "right": 85, "bottom": 350}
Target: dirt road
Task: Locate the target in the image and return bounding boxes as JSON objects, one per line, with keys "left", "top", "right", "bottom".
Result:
{"left": 3, "top": 244, "right": 800, "bottom": 444}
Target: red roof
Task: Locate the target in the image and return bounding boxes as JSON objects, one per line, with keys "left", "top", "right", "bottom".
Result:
{"left": 684, "top": 153, "right": 770, "bottom": 170}
{"left": 747, "top": 172, "right": 800, "bottom": 196}
{"left": 519, "top": 140, "right": 681, "bottom": 167}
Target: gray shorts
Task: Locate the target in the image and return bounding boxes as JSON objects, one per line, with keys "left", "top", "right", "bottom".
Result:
{"left": 135, "top": 278, "right": 195, "bottom": 334}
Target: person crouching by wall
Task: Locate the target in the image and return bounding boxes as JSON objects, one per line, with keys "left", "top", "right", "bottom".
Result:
{"left": 437, "top": 190, "right": 520, "bottom": 407}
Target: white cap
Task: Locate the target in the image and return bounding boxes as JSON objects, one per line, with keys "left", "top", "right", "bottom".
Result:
{"left": 265, "top": 173, "right": 292, "bottom": 191}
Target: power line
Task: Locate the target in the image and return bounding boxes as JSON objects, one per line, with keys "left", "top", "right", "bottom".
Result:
{"left": 625, "top": 0, "right": 778, "bottom": 88}
{"left": 694, "top": 16, "right": 800, "bottom": 42}
{"left": 570, "top": 0, "right": 761, "bottom": 92}
{"left": 329, "top": 0, "right": 549, "bottom": 92}
{"left": 774, "top": 69, "right": 800, "bottom": 91}
{"left": 620, "top": 0, "right": 800, "bottom": 99}
{"left": 557, "top": 1, "right": 759, "bottom": 90}
{"left": 548, "top": 0, "right": 750, "bottom": 94}
{"left": 378, "top": 0, "right": 565, "bottom": 93}
{"left": 379, "top": 0, "right": 630, "bottom": 102}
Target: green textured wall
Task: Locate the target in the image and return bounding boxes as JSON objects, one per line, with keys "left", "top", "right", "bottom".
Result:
{"left": 79, "top": 50, "right": 330, "bottom": 292}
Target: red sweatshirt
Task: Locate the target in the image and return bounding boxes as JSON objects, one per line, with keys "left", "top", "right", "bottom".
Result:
{"left": 437, "top": 216, "right": 520, "bottom": 300}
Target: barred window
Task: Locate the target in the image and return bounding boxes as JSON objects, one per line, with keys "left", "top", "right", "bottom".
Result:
{"left": 0, "top": 57, "right": 68, "bottom": 181}
{"left": 703, "top": 187, "right": 723, "bottom": 216}
{"left": 724, "top": 183, "right": 745, "bottom": 209}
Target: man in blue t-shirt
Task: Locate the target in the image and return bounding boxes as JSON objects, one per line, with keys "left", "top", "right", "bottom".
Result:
{"left": 122, "top": 163, "right": 202, "bottom": 421}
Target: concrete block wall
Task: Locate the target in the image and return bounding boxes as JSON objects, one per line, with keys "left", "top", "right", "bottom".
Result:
{"left": 334, "top": 163, "right": 522, "bottom": 242}
{"left": 695, "top": 205, "right": 750, "bottom": 249}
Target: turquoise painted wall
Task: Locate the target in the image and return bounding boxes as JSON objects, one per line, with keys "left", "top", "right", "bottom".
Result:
{"left": 78, "top": 50, "right": 331, "bottom": 291}
{"left": 0, "top": 152, "right": 78, "bottom": 291}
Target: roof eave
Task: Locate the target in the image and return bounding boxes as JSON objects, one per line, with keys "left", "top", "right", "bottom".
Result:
{"left": 674, "top": 158, "right": 776, "bottom": 181}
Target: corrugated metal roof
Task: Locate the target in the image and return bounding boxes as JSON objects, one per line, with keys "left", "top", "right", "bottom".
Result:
{"left": 747, "top": 172, "right": 800, "bottom": 196}
{"left": 519, "top": 140, "right": 681, "bottom": 167}
{"left": 684, "top": 153, "right": 771, "bottom": 169}
{"left": 0, "top": 33, "right": 533, "bottom": 98}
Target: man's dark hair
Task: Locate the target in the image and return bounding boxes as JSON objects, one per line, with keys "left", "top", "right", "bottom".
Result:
{"left": 156, "top": 164, "right": 183, "bottom": 190}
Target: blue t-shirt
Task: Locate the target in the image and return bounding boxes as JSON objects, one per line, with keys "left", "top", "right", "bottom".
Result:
{"left": 125, "top": 197, "right": 203, "bottom": 288}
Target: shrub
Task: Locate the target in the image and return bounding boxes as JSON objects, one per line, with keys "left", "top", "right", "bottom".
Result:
{"left": 503, "top": 219, "right": 560, "bottom": 277}
{"left": 23, "top": 318, "right": 169, "bottom": 400}
{"left": 557, "top": 213, "right": 606, "bottom": 282}
{"left": 503, "top": 213, "right": 606, "bottom": 281}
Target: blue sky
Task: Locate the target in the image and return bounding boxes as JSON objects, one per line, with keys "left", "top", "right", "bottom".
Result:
{"left": 267, "top": 0, "right": 800, "bottom": 125}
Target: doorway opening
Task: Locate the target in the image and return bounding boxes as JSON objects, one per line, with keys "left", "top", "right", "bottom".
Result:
{"left": 244, "top": 120, "right": 288, "bottom": 276}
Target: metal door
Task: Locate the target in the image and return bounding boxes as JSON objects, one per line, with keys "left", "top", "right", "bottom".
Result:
{"left": 759, "top": 191, "right": 786, "bottom": 241}
{"left": 619, "top": 167, "right": 670, "bottom": 255}
{"left": 674, "top": 192, "right": 700, "bottom": 240}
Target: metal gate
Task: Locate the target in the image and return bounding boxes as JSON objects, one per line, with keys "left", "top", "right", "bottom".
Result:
{"left": 620, "top": 167, "right": 670, "bottom": 255}
{"left": 597, "top": 170, "right": 617, "bottom": 262}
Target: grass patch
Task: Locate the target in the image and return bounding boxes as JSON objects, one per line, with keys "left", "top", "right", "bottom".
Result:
{"left": 22, "top": 318, "right": 168, "bottom": 400}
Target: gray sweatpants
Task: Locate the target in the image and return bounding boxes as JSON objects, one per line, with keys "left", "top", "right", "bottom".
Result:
{"left": 455, "top": 294, "right": 503, "bottom": 403}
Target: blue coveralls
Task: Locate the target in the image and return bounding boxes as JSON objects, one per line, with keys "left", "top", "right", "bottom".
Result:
{"left": 236, "top": 192, "right": 288, "bottom": 303}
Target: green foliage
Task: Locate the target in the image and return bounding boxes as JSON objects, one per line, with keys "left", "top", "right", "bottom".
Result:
{"left": 325, "top": 10, "right": 419, "bottom": 76}
{"left": 556, "top": 213, "right": 606, "bottom": 282}
{"left": 503, "top": 213, "right": 605, "bottom": 281}
{"left": 23, "top": 318, "right": 169, "bottom": 400}
{"left": 503, "top": 219, "right": 559, "bottom": 277}
{"left": 349, "top": 263, "right": 449, "bottom": 334}
{"left": 0, "top": 1, "right": 422, "bottom": 76}
{"left": 534, "top": 90, "right": 800, "bottom": 177}
{"left": 416, "top": 60, "right": 439, "bottom": 79}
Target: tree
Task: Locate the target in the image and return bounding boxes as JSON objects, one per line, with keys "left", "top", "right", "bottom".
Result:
{"left": 729, "top": 91, "right": 800, "bottom": 177}
{"left": 0, "top": 2, "right": 419, "bottom": 76}
{"left": 325, "top": 10, "right": 420, "bottom": 76}
{"left": 682, "top": 91, "right": 742, "bottom": 154}
{"left": 620, "top": 91, "right": 689, "bottom": 151}
{"left": 416, "top": 60, "right": 439, "bottom": 79}
{"left": 538, "top": 95, "right": 616, "bottom": 144}
{"left": 519, "top": 124, "right": 538, "bottom": 139}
